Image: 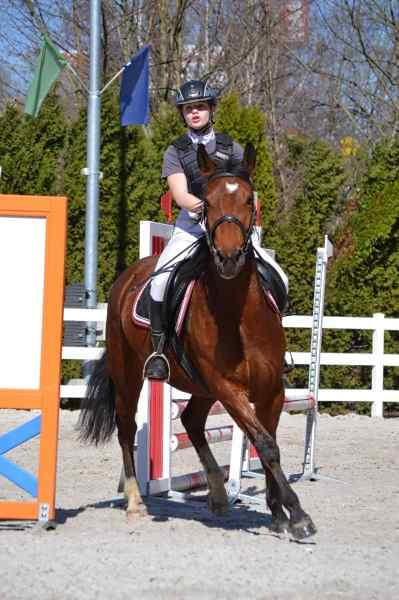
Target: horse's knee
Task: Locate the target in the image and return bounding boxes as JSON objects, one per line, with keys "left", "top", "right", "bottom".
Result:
{"left": 253, "top": 432, "right": 280, "bottom": 464}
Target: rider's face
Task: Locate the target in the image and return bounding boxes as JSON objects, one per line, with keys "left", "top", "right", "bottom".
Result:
{"left": 182, "top": 101, "right": 211, "bottom": 130}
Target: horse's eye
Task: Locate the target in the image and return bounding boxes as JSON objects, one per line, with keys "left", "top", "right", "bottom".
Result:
{"left": 247, "top": 196, "right": 254, "bottom": 206}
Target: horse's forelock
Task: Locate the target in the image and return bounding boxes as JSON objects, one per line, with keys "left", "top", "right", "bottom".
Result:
{"left": 207, "top": 174, "right": 252, "bottom": 206}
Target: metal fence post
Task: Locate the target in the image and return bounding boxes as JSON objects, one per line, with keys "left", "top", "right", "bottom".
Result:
{"left": 371, "top": 313, "right": 385, "bottom": 417}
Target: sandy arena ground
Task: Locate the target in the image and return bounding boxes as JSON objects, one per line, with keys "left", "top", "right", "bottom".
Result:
{"left": 1, "top": 409, "right": 398, "bottom": 600}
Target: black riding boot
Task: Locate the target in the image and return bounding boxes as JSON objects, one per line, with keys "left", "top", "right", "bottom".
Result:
{"left": 143, "top": 299, "right": 170, "bottom": 381}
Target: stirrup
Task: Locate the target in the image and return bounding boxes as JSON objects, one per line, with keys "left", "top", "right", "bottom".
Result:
{"left": 143, "top": 351, "right": 171, "bottom": 382}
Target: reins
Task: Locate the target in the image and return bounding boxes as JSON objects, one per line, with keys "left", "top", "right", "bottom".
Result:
{"left": 131, "top": 171, "right": 256, "bottom": 292}
{"left": 202, "top": 172, "right": 256, "bottom": 257}
{"left": 129, "top": 237, "right": 203, "bottom": 292}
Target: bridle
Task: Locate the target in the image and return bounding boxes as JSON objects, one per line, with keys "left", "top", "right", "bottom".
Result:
{"left": 202, "top": 172, "right": 256, "bottom": 259}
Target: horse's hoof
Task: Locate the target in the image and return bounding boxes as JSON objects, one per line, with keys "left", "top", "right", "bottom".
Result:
{"left": 208, "top": 497, "right": 230, "bottom": 517}
{"left": 288, "top": 515, "right": 317, "bottom": 540}
{"left": 270, "top": 517, "right": 289, "bottom": 534}
{"left": 126, "top": 503, "right": 148, "bottom": 521}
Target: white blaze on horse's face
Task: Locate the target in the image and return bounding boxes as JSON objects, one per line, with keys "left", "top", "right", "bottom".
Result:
{"left": 225, "top": 182, "right": 239, "bottom": 194}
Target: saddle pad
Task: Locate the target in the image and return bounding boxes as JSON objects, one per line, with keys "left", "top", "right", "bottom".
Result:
{"left": 265, "top": 289, "right": 280, "bottom": 315}
{"left": 132, "top": 279, "right": 196, "bottom": 336}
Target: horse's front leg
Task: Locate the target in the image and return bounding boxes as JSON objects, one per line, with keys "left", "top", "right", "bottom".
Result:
{"left": 218, "top": 383, "right": 316, "bottom": 540}
{"left": 265, "top": 459, "right": 290, "bottom": 534}
{"left": 181, "top": 395, "right": 229, "bottom": 516}
{"left": 255, "top": 389, "right": 290, "bottom": 534}
{"left": 252, "top": 391, "right": 316, "bottom": 540}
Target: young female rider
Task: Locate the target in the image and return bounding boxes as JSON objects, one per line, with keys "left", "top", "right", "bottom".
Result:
{"left": 143, "top": 80, "right": 288, "bottom": 381}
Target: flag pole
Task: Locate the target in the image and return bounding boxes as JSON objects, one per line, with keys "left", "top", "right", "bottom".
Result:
{"left": 100, "top": 66, "right": 125, "bottom": 95}
{"left": 84, "top": 0, "right": 102, "bottom": 351}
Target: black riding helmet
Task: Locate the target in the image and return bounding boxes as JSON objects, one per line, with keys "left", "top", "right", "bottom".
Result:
{"left": 176, "top": 80, "right": 217, "bottom": 132}
{"left": 175, "top": 80, "right": 217, "bottom": 107}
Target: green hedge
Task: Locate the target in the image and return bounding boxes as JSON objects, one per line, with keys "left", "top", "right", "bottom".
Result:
{"left": 1, "top": 92, "right": 399, "bottom": 409}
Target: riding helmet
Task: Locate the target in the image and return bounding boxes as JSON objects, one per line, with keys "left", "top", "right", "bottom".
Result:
{"left": 175, "top": 80, "right": 217, "bottom": 107}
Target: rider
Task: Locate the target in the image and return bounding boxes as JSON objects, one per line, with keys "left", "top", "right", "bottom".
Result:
{"left": 143, "top": 79, "right": 289, "bottom": 381}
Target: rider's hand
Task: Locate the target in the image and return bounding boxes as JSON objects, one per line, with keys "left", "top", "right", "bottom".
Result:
{"left": 188, "top": 202, "right": 204, "bottom": 222}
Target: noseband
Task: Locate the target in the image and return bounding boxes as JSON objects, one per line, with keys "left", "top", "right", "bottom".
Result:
{"left": 203, "top": 172, "right": 256, "bottom": 258}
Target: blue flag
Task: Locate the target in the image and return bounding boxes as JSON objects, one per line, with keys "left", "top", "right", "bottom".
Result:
{"left": 120, "top": 45, "right": 150, "bottom": 126}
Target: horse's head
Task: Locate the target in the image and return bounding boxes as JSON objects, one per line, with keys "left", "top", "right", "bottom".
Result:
{"left": 198, "top": 143, "right": 256, "bottom": 279}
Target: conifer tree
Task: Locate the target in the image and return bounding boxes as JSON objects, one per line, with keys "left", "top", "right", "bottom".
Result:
{"left": 0, "top": 105, "right": 24, "bottom": 194}
{"left": 63, "top": 93, "right": 184, "bottom": 301}
{"left": 62, "top": 102, "right": 87, "bottom": 291}
{"left": 328, "top": 139, "right": 399, "bottom": 317}
{"left": 266, "top": 136, "right": 346, "bottom": 401}
{"left": 0, "top": 94, "right": 67, "bottom": 196}
{"left": 269, "top": 137, "right": 345, "bottom": 315}
{"left": 326, "top": 139, "right": 399, "bottom": 408}
{"left": 215, "top": 93, "right": 277, "bottom": 226}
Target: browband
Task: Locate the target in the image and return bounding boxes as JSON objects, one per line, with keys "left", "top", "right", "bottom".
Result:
{"left": 207, "top": 170, "right": 253, "bottom": 186}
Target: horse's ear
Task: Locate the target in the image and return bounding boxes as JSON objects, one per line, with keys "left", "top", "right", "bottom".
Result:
{"left": 243, "top": 143, "right": 256, "bottom": 177}
{"left": 197, "top": 144, "right": 217, "bottom": 177}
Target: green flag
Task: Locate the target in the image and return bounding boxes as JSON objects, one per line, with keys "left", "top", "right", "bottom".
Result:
{"left": 24, "top": 36, "right": 67, "bottom": 118}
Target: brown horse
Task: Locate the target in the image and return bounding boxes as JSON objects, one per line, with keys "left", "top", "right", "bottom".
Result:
{"left": 78, "top": 143, "right": 316, "bottom": 540}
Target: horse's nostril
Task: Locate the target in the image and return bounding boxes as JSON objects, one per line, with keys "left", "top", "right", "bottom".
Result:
{"left": 227, "top": 249, "right": 244, "bottom": 263}
{"left": 232, "top": 249, "right": 241, "bottom": 261}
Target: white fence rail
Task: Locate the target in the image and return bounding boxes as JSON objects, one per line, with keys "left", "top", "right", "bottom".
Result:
{"left": 61, "top": 309, "right": 399, "bottom": 417}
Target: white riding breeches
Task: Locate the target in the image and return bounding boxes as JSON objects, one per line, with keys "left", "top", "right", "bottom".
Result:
{"left": 150, "top": 225, "right": 289, "bottom": 302}
{"left": 150, "top": 226, "right": 203, "bottom": 301}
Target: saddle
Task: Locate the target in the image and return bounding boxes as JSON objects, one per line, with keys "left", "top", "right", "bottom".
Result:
{"left": 132, "top": 239, "right": 288, "bottom": 386}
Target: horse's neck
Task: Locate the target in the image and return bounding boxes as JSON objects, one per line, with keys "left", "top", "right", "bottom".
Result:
{"left": 205, "top": 260, "right": 258, "bottom": 321}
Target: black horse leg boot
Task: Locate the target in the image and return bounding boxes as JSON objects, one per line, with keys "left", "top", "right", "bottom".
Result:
{"left": 143, "top": 299, "right": 170, "bottom": 381}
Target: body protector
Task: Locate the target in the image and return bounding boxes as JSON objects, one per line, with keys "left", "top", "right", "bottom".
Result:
{"left": 173, "top": 133, "right": 234, "bottom": 198}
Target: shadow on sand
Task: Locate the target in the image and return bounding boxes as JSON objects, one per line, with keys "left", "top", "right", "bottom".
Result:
{"left": 54, "top": 483, "right": 279, "bottom": 537}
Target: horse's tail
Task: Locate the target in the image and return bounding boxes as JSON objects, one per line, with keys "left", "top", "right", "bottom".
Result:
{"left": 77, "top": 351, "right": 117, "bottom": 445}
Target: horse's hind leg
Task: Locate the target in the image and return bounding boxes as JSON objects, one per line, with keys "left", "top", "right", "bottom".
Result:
{"left": 181, "top": 395, "right": 229, "bottom": 516}
{"left": 107, "top": 331, "right": 147, "bottom": 520}
{"left": 115, "top": 396, "right": 147, "bottom": 519}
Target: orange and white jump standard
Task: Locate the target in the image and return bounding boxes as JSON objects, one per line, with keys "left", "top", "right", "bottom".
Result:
{"left": 0, "top": 195, "right": 67, "bottom": 523}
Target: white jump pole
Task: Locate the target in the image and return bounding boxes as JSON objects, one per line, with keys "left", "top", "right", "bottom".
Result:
{"left": 302, "top": 235, "right": 333, "bottom": 479}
